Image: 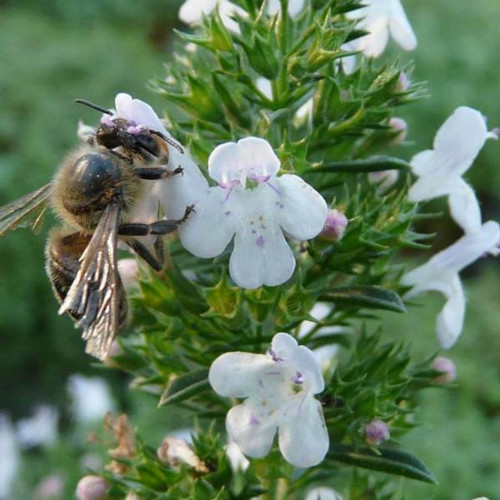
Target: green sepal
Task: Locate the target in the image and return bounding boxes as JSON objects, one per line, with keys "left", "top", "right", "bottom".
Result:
{"left": 307, "top": 156, "right": 411, "bottom": 173}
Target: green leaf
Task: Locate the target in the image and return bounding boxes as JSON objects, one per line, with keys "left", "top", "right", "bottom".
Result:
{"left": 307, "top": 156, "right": 411, "bottom": 173}
{"left": 321, "top": 286, "right": 406, "bottom": 313}
{"left": 159, "top": 369, "right": 210, "bottom": 407}
{"left": 328, "top": 444, "right": 437, "bottom": 484}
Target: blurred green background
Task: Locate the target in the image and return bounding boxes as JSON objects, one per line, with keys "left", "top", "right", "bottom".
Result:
{"left": 0, "top": 0, "right": 498, "bottom": 498}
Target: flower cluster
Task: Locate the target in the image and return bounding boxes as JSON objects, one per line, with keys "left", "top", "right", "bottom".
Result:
{"left": 209, "top": 333, "right": 329, "bottom": 467}
{"left": 403, "top": 107, "right": 500, "bottom": 348}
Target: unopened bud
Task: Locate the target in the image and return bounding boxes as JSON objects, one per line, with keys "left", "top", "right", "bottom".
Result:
{"left": 432, "top": 356, "right": 456, "bottom": 384}
{"left": 368, "top": 170, "right": 399, "bottom": 191}
{"left": 396, "top": 72, "right": 410, "bottom": 92}
{"left": 389, "top": 117, "right": 408, "bottom": 145}
{"left": 125, "top": 493, "right": 141, "bottom": 500}
{"left": 305, "top": 487, "right": 344, "bottom": 500}
{"left": 364, "top": 419, "right": 390, "bottom": 445}
{"left": 320, "top": 209, "right": 348, "bottom": 241}
{"left": 226, "top": 441, "right": 249, "bottom": 472}
{"left": 76, "top": 475, "right": 109, "bottom": 500}
{"left": 35, "top": 474, "right": 64, "bottom": 499}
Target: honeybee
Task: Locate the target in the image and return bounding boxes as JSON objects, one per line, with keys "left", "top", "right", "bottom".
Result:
{"left": 0, "top": 98, "right": 193, "bottom": 359}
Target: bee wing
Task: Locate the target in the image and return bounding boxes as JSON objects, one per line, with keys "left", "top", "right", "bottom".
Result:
{"left": 59, "top": 203, "right": 121, "bottom": 360}
{"left": 0, "top": 183, "right": 52, "bottom": 237}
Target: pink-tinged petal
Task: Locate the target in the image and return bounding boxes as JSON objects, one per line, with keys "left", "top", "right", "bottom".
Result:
{"left": 278, "top": 398, "right": 329, "bottom": 467}
{"left": 226, "top": 401, "right": 278, "bottom": 458}
{"left": 448, "top": 179, "right": 482, "bottom": 235}
{"left": 229, "top": 223, "right": 295, "bottom": 289}
{"left": 289, "top": 346, "right": 324, "bottom": 394}
{"left": 388, "top": 0, "right": 417, "bottom": 51}
{"left": 237, "top": 137, "right": 281, "bottom": 178}
{"left": 209, "top": 352, "right": 271, "bottom": 398}
{"left": 271, "top": 332, "right": 298, "bottom": 360}
{"left": 208, "top": 142, "right": 241, "bottom": 185}
{"left": 178, "top": 187, "right": 236, "bottom": 258}
{"left": 157, "top": 148, "right": 209, "bottom": 219}
{"left": 277, "top": 174, "right": 328, "bottom": 240}
{"left": 114, "top": 93, "right": 167, "bottom": 134}
{"left": 435, "top": 274, "right": 465, "bottom": 349}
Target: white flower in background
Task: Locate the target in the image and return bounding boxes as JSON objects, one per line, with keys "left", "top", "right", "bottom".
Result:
{"left": 347, "top": 0, "right": 417, "bottom": 58}
{"left": 179, "top": 137, "right": 327, "bottom": 288}
{"left": 267, "top": 0, "right": 305, "bottom": 17}
{"left": 117, "top": 258, "right": 140, "bottom": 289}
{"left": 408, "top": 106, "right": 497, "bottom": 235}
{"left": 16, "top": 405, "right": 58, "bottom": 448}
{"left": 34, "top": 474, "right": 64, "bottom": 500}
{"left": 179, "top": 0, "right": 246, "bottom": 32}
{"left": 67, "top": 375, "right": 115, "bottom": 424}
{"left": 226, "top": 441, "right": 250, "bottom": 472}
{"left": 298, "top": 302, "right": 344, "bottom": 371}
{"left": 402, "top": 221, "right": 500, "bottom": 348}
{"left": 305, "top": 487, "right": 344, "bottom": 500}
{"left": 0, "top": 414, "right": 20, "bottom": 499}
{"left": 209, "top": 332, "right": 329, "bottom": 467}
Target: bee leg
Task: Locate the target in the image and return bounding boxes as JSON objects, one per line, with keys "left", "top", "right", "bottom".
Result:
{"left": 118, "top": 205, "right": 194, "bottom": 237}
{"left": 135, "top": 166, "right": 183, "bottom": 180}
{"left": 125, "top": 238, "right": 163, "bottom": 271}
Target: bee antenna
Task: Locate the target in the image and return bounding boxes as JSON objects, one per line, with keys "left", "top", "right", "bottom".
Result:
{"left": 75, "top": 98, "right": 113, "bottom": 115}
{"left": 151, "top": 130, "right": 184, "bottom": 154}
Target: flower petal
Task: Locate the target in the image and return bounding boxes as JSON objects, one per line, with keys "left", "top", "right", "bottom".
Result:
{"left": 409, "top": 107, "right": 490, "bottom": 203}
{"left": 278, "top": 397, "right": 329, "bottom": 467}
{"left": 178, "top": 187, "right": 236, "bottom": 258}
{"left": 289, "top": 346, "right": 324, "bottom": 394}
{"left": 229, "top": 227, "right": 295, "bottom": 288}
{"left": 208, "top": 142, "right": 241, "bottom": 185}
{"left": 360, "top": 17, "right": 390, "bottom": 58}
{"left": 435, "top": 274, "right": 465, "bottom": 349}
{"left": 237, "top": 137, "right": 281, "bottom": 179}
{"left": 448, "top": 179, "right": 482, "bottom": 235}
{"left": 209, "top": 352, "right": 271, "bottom": 398}
{"left": 271, "top": 332, "right": 298, "bottom": 360}
{"left": 157, "top": 147, "right": 210, "bottom": 219}
{"left": 114, "top": 93, "right": 167, "bottom": 134}
{"left": 227, "top": 401, "right": 278, "bottom": 458}
{"left": 179, "top": 0, "right": 217, "bottom": 25}
{"left": 388, "top": 0, "right": 417, "bottom": 51}
{"left": 276, "top": 174, "right": 328, "bottom": 240}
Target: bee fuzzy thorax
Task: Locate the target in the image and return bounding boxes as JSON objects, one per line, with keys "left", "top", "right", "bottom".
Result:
{"left": 51, "top": 144, "right": 140, "bottom": 231}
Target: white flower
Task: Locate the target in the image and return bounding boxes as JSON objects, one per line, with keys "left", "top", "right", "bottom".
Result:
{"left": 179, "top": 0, "right": 246, "bottom": 32}
{"left": 402, "top": 221, "right": 500, "bottom": 348}
{"left": 408, "top": 107, "right": 497, "bottom": 235}
{"left": 179, "top": 137, "right": 327, "bottom": 288}
{"left": 16, "top": 405, "right": 58, "bottom": 448}
{"left": 305, "top": 487, "right": 344, "bottom": 500}
{"left": 67, "top": 375, "right": 115, "bottom": 424}
{"left": 0, "top": 414, "right": 20, "bottom": 499}
{"left": 347, "top": 0, "right": 417, "bottom": 58}
{"left": 266, "top": 0, "right": 305, "bottom": 17}
{"left": 226, "top": 441, "right": 250, "bottom": 472}
{"left": 209, "top": 332, "right": 329, "bottom": 467}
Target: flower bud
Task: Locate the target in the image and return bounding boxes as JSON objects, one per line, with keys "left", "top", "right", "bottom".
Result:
{"left": 368, "top": 170, "right": 399, "bottom": 191}
{"left": 432, "top": 356, "right": 456, "bottom": 384}
{"left": 125, "top": 493, "right": 141, "bottom": 500}
{"left": 388, "top": 117, "right": 408, "bottom": 145}
{"left": 364, "top": 419, "right": 390, "bottom": 445}
{"left": 75, "top": 475, "right": 109, "bottom": 500}
{"left": 320, "top": 209, "right": 348, "bottom": 241}
{"left": 396, "top": 72, "right": 410, "bottom": 92}
{"left": 34, "top": 474, "right": 64, "bottom": 499}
